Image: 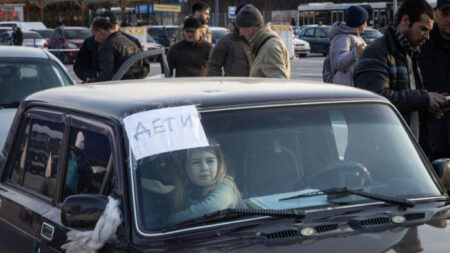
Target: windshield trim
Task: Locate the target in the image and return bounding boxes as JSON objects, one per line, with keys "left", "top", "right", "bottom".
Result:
{"left": 129, "top": 100, "right": 442, "bottom": 237}
{"left": 199, "top": 99, "right": 391, "bottom": 113}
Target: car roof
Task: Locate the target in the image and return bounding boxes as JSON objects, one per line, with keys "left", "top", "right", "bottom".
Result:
{"left": 210, "top": 27, "right": 227, "bottom": 30}
{"left": 24, "top": 78, "right": 388, "bottom": 121}
{"left": 0, "top": 46, "right": 50, "bottom": 58}
{"left": 147, "top": 25, "right": 179, "bottom": 28}
{"left": 57, "top": 26, "right": 89, "bottom": 30}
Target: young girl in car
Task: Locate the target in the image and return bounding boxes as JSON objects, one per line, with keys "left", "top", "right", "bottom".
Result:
{"left": 170, "top": 141, "right": 245, "bottom": 224}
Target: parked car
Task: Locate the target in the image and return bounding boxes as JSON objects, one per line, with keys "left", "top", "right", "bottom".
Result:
{"left": 1, "top": 77, "right": 450, "bottom": 252}
{"left": 48, "top": 26, "right": 91, "bottom": 63}
{"left": 298, "top": 25, "right": 331, "bottom": 56}
{"left": 294, "top": 37, "right": 310, "bottom": 57}
{"left": 0, "top": 46, "right": 75, "bottom": 149}
{"left": 22, "top": 31, "right": 48, "bottom": 48}
{"left": 146, "top": 25, "right": 178, "bottom": 48}
{"left": 32, "top": 28, "right": 54, "bottom": 42}
{"left": 0, "top": 21, "right": 47, "bottom": 32}
{"left": 361, "top": 27, "right": 383, "bottom": 45}
{"left": 210, "top": 26, "right": 228, "bottom": 46}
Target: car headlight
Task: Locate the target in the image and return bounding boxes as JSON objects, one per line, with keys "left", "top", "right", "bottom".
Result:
{"left": 67, "top": 42, "right": 77, "bottom": 49}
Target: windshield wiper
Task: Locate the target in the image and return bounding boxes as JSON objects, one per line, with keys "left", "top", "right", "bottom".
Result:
{"left": 279, "top": 187, "right": 415, "bottom": 210}
{"left": 0, "top": 101, "right": 20, "bottom": 109}
{"left": 163, "top": 208, "right": 305, "bottom": 232}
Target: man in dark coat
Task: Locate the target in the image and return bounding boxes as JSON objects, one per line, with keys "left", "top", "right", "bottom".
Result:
{"left": 74, "top": 12, "right": 149, "bottom": 82}
{"left": 167, "top": 17, "right": 212, "bottom": 77}
{"left": 207, "top": 5, "right": 250, "bottom": 77}
{"left": 419, "top": 0, "right": 450, "bottom": 160}
{"left": 90, "top": 17, "right": 145, "bottom": 82}
{"left": 11, "top": 24, "right": 23, "bottom": 46}
{"left": 353, "top": 0, "right": 447, "bottom": 151}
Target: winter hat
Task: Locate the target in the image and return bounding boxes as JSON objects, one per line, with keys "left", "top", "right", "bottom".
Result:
{"left": 437, "top": 0, "right": 450, "bottom": 10}
{"left": 236, "top": 4, "right": 264, "bottom": 28}
{"left": 345, "top": 6, "right": 368, "bottom": 27}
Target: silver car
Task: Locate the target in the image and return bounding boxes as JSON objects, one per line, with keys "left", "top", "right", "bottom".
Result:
{"left": 0, "top": 46, "right": 75, "bottom": 148}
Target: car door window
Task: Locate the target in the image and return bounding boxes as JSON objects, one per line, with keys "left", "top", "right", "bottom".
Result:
{"left": 304, "top": 28, "right": 315, "bottom": 37}
{"left": 316, "top": 28, "right": 328, "bottom": 38}
{"left": 62, "top": 127, "right": 114, "bottom": 200}
{"left": 9, "top": 117, "right": 64, "bottom": 198}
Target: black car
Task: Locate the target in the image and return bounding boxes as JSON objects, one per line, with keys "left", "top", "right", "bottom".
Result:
{"left": 1, "top": 78, "right": 450, "bottom": 252}
{"left": 298, "top": 25, "right": 331, "bottom": 56}
{"left": 361, "top": 28, "right": 383, "bottom": 45}
{"left": 147, "top": 25, "right": 178, "bottom": 48}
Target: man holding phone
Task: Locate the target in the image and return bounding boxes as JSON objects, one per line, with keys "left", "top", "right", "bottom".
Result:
{"left": 354, "top": 0, "right": 447, "bottom": 156}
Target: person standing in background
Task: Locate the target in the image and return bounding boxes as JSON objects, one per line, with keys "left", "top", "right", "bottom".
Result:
{"left": 419, "top": 0, "right": 450, "bottom": 160}
{"left": 168, "top": 17, "right": 212, "bottom": 77}
{"left": 329, "top": 6, "right": 368, "bottom": 86}
{"left": 236, "top": 4, "right": 290, "bottom": 79}
{"left": 11, "top": 24, "right": 23, "bottom": 46}
{"left": 208, "top": 4, "right": 251, "bottom": 77}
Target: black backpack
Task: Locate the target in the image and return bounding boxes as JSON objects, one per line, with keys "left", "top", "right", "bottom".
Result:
{"left": 322, "top": 54, "right": 335, "bottom": 83}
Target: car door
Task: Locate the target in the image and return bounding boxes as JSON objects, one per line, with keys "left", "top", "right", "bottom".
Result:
{"left": 299, "top": 28, "right": 317, "bottom": 52}
{"left": 0, "top": 108, "right": 65, "bottom": 253}
{"left": 315, "top": 28, "right": 331, "bottom": 55}
{"left": 40, "top": 113, "right": 119, "bottom": 253}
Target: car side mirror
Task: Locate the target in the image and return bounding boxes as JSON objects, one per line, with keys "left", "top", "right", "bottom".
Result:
{"left": 432, "top": 158, "right": 450, "bottom": 193}
{"left": 61, "top": 194, "right": 108, "bottom": 230}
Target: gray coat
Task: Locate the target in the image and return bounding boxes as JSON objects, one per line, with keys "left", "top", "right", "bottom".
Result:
{"left": 329, "top": 22, "right": 366, "bottom": 86}
{"left": 208, "top": 30, "right": 250, "bottom": 77}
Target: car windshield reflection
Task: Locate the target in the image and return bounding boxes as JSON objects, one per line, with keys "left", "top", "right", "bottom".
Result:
{"left": 132, "top": 103, "right": 442, "bottom": 231}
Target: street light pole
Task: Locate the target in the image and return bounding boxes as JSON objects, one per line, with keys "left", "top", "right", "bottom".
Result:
{"left": 215, "top": 0, "right": 219, "bottom": 26}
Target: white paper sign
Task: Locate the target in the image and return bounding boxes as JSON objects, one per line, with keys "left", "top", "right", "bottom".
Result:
{"left": 123, "top": 105, "right": 209, "bottom": 160}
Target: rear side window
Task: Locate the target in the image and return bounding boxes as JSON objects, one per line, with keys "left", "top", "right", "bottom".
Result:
{"left": 9, "top": 118, "right": 64, "bottom": 198}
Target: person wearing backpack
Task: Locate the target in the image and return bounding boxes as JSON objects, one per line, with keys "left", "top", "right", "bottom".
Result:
{"left": 328, "top": 5, "right": 368, "bottom": 86}
{"left": 236, "top": 4, "right": 290, "bottom": 79}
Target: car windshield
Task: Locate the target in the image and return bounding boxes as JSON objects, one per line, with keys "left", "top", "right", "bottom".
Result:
{"left": 130, "top": 103, "right": 441, "bottom": 232}
{"left": 64, "top": 29, "right": 91, "bottom": 39}
{"left": 23, "top": 32, "right": 42, "bottom": 39}
{"left": 0, "top": 58, "right": 72, "bottom": 105}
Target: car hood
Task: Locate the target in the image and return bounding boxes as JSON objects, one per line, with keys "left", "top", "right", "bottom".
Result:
{"left": 135, "top": 205, "right": 450, "bottom": 252}
{"left": 0, "top": 108, "right": 17, "bottom": 149}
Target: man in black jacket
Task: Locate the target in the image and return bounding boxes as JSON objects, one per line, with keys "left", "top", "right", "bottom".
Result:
{"left": 419, "top": 0, "right": 450, "bottom": 160}
{"left": 11, "top": 24, "right": 23, "bottom": 46}
{"left": 74, "top": 12, "right": 149, "bottom": 82}
{"left": 90, "top": 17, "right": 145, "bottom": 82}
{"left": 207, "top": 4, "right": 250, "bottom": 77}
{"left": 354, "top": 0, "right": 447, "bottom": 149}
{"left": 167, "top": 17, "right": 212, "bottom": 77}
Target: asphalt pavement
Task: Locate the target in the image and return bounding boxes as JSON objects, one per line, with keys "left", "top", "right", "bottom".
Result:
{"left": 66, "top": 54, "right": 325, "bottom": 83}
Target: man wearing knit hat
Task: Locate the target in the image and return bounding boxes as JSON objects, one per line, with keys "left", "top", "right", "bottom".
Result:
{"left": 328, "top": 5, "right": 368, "bottom": 86}
{"left": 354, "top": 0, "right": 448, "bottom": 154}
{"left": 419, "top": 0, "right": 450, "bottom": 160}
{"left": 236, "top": 4, "right": 290, "bottom": 79}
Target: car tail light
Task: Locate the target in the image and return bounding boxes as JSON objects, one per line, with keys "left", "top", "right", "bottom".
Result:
{"left": 44, "top": 41, "right": 48, "bottom": 47}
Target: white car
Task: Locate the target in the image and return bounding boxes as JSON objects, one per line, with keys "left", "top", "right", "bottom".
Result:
{"left": 0, "top": 46, "right": 75, "bottom": 148}
{"left": 294, "top": 37, "right": 310, "bottom": 58}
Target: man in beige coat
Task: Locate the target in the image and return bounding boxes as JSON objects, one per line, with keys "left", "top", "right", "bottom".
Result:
{"left": 236, "top": 4, "right": 290, "bottom": 79}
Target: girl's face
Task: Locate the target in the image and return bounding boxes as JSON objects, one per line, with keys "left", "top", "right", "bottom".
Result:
{"left": 185, "top": 149, "right": 218, "bottom": 187}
